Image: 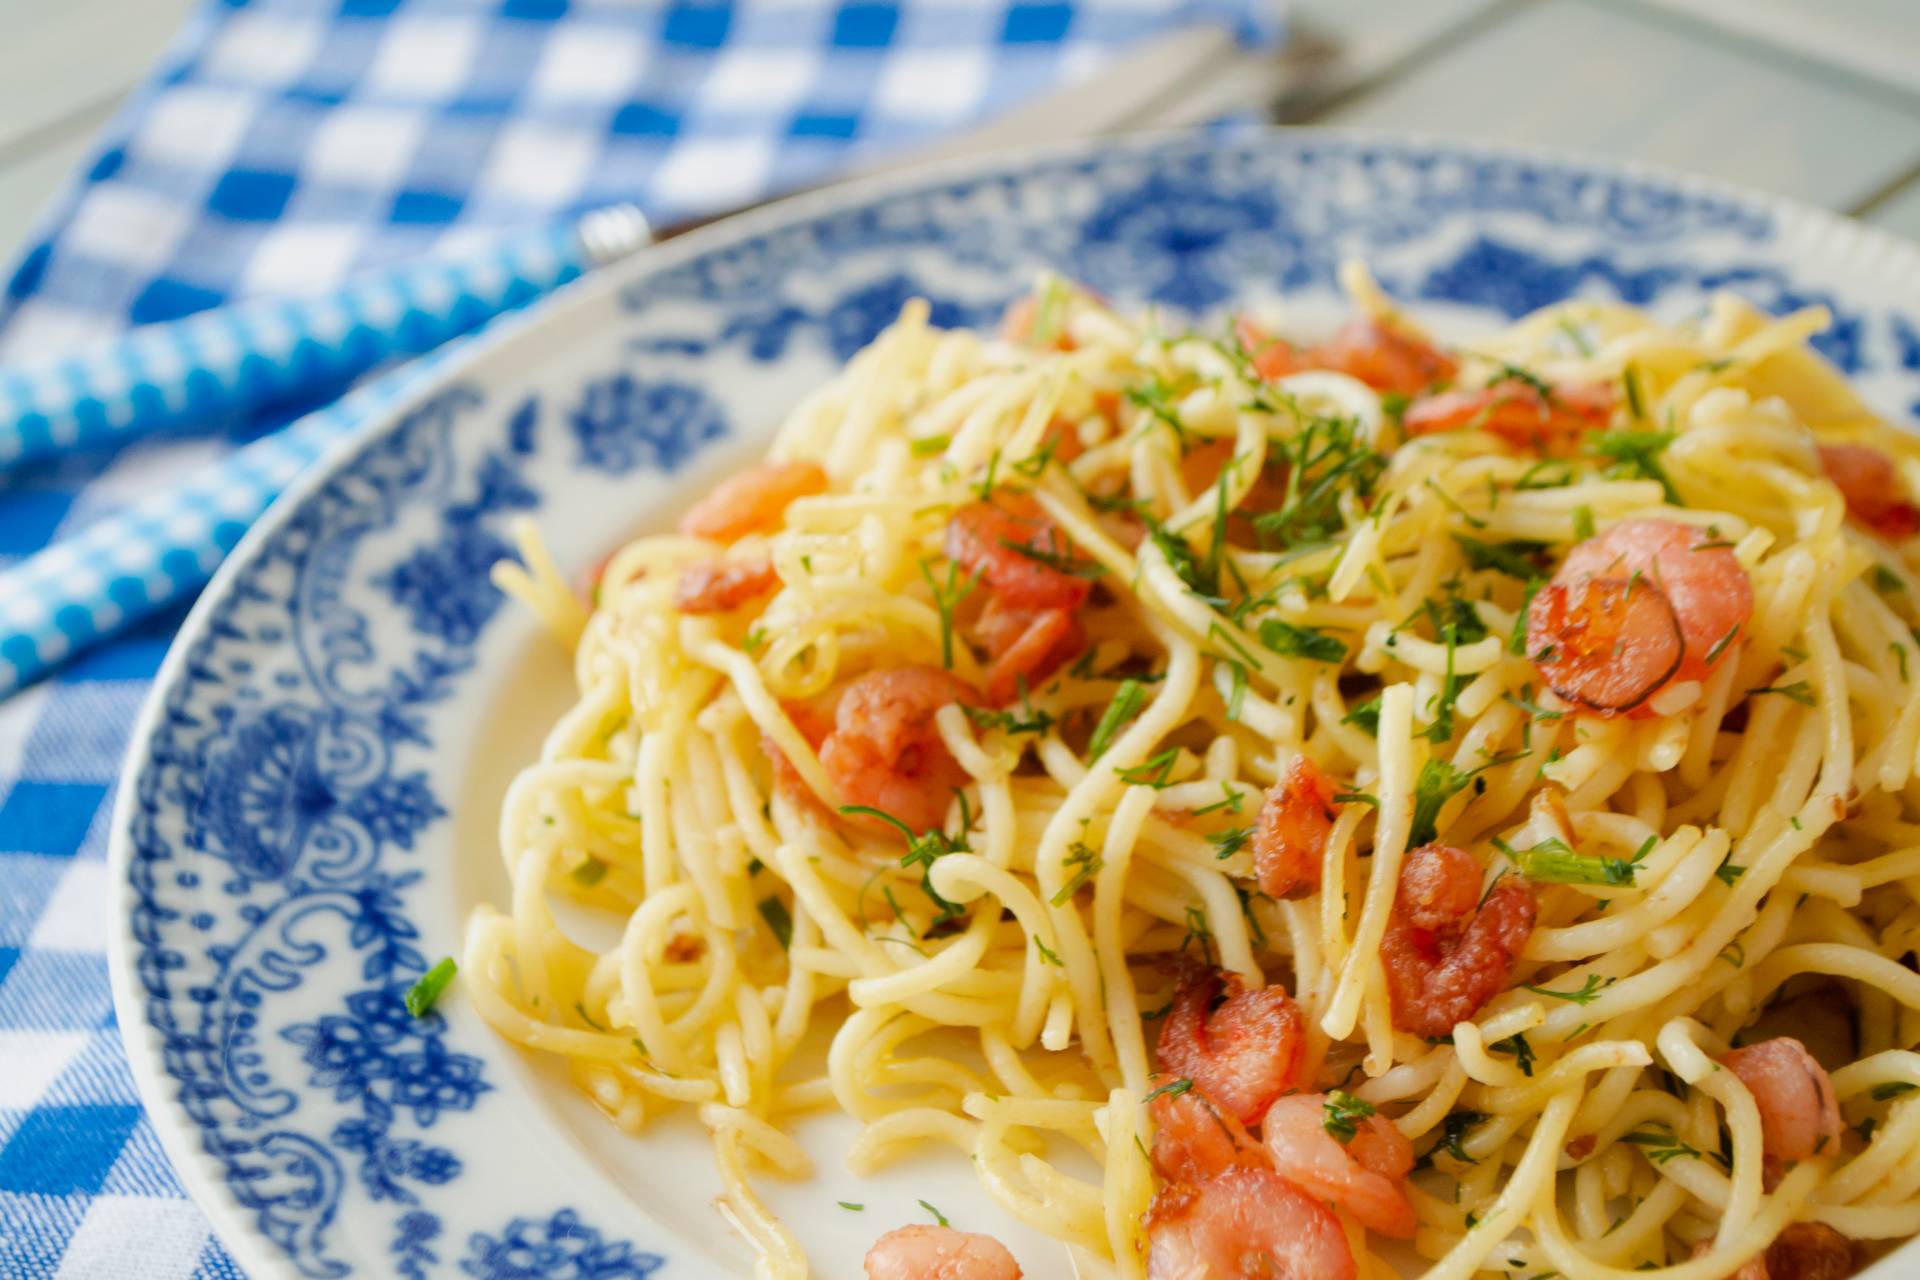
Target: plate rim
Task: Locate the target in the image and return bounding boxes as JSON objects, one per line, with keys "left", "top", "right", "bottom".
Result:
{"left": 105, "top": 125, "right": 1920, "bottom": 1280}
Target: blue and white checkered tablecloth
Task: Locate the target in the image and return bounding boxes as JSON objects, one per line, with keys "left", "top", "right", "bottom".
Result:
{"left": 0, "top": 1, "right": 1278, "bottom": 1275}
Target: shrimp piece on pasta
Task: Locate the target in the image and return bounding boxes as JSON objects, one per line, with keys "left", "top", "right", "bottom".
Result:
{"left": 1233, "top": 315, "right": 1457, "bottom": 395}
{"left": 1253, "top": 755, "right": 1341, "bottom": 900}
{"left": 1148, "top": 1077, "right": 1268, "bottom": 1184}
{"left": 1260, "top": 1093, "right": 1417, "bottom": 1239}
{"left": 1404, "top": 379, "right": 1615, "bottom": 455}
{"left": 1719, "top": 1037, "right": 1844, "bottom": 1163}
{"left": 1527, "top": 517, "right": 1753, "bottom": 712}
{"left": 945, "top": 495, "right": 1091, "bottom": 704}
{"left": 1155, "top": 966, "right": 1306, "bottom": 1127}
{"left": 1380, "top": 844, "right": 1535, "bottom": 1039}
{"left": 819, "top": 667, "right": 978, "bottom": 835}
{"left": 1145, "top": 1167, "right": 1356, "bottom": 1280}
{"left": 1818, "top": 442, "right": 1920, "bottom": 542}
{"left": 674, "top": 556, "right": 779, "bottom": 614}
{"left": 864, "top": 1225, "right": 1022, "bottom": 1280}
{"left": 679, "top": 460, "right": 827, "bottom": 543}
{"left": 1693, "top": 1222, "right": 1855, "bottom": 1280}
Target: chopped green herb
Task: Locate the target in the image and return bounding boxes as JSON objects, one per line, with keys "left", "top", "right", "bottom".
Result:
{"left": 1408, "top": 753, "right": 1521, "bottom": 845}
{"left": 405, "top": 958, "right": 457, "bottom": 1018}
{"left": 1714, "top": 858, "right": 1746, "bottom": 887}
{"left": 1455, "top": 535, "right": 1547, "bottom": 581}
{"left": 919, "top": 557, "right": 980, "bottom": 670}
{"left": 1557, "top": 318, "right": 1596, "bottom": 357}
{"left": 918, "top": 1200, "right": 950, "bottom": 1228}
{"left": 1344, "top": 692, "right": 1383, "bottom": 736}
{"left": 1144, "top": 1078, "right": 1195, "bottom": 1104}
{"left": 910, "top": 433, "right": 950, "bottom": 457}
{"left": 1258, "top": 617, "right": 1346, "bottom": 663}
{"left": 1051, "top": 841, "right": 1104, "bottom": 905}
{"left": 1126, "top": 379, "right": 1190, "bottom": 448}
{"left": 1510, "top": 578, "right": 1546, "bottom": 655}
{"left": 1116, "top": 747, "right": 1182, "bottom": 788}
{"left": 1180, "top": 906, "right": 1215, "bottom": 964}
{"left": 841, "top": 805, "right": 968, "bottom": 928}
{"left": 1704, "top": 623, "right": 1740, "bottom": 666}
{"left": 962, "top": 701, "right": 1056, "bottom": 737}
{"left": 1033, "top": 936, "right": 1063, "bottom": 966}
{"left": 1748, "top": 681, "right": 1817, "bottom": 707}
{"left": 1622, "top": 365, "right": 1646, "bottom": 420}
{"left": 758, "top": 895, "right": 793, "bottom": 950}
{"left": 1572, "top": 504, "right": 1596, "bottom": 541}
{"left": 1490, "top": 361, "right": 1555, "bottom": 400}
{"left": 1192, "top": 784, "right": 1246, "bottom": 817}
{"left": 1088, "top": 678, "right": 1146, "bottom": 761}
{"left": 1893, "top": 643, "right": 1910, "bottom": 683}
{"left": 1620, "top": 1129, "right": 1704, "bottom": 1165}
{"left": 1520, "top": 974, "right": 1613, "bottom": 1005}
{"left": 1425, "top": 477, "right": 1489, "bottom": 529}
{"left": 572, "top": 857, "right": 609, "bottom": 887}
{"left": 1322, "top": 1090, "right": 1377, "bottom": 1144}
{"left": 838, "top": 1201, "right": 866, "bottom": 1211}
{"left": 1251, "top": 409, "right": 1386, "bottom": 548}
{"left": 1439, "top": 1110, "right": 1486, "bottom": 1164}
{"left": 998, "top": 536, "right": 1104, "bottom": 580}
{"left": 1588, "top": 428, "right": 1681, "bottom": 505}
{"left": 1490, "top": 1032, "right": 1536, "bottom": 1077}
{"left": 1871, "top": 564, "right": 1904, "bottom": 594}
{"left": 1871, "top": 1082, "right": 1919, "bottom": 1101}
{"left": 1497, "top": 835, "right": 1636, "bottom": 887}
{"left": 1209, "top": 826, "right": 1253, "bottom": 860}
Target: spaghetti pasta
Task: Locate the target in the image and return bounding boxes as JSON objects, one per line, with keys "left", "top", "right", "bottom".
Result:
{"left": 470, "top": 265, "right": 1920, "bottom": 1279}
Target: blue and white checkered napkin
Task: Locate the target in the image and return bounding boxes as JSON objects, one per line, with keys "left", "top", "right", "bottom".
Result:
{"left": 0, "top": 2, "right": 1279, "bottom": 1275}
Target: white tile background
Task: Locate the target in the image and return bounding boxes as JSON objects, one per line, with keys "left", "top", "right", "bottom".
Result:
{"left": 0, "top": 0, "right": 1916, "bottom": 271}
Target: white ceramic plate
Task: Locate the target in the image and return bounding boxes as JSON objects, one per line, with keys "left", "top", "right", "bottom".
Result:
{"left": 108, "top": 130, "right": 1920, "bottom": 1279}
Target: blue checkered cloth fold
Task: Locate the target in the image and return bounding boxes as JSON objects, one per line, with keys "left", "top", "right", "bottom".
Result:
{"left": 0, "top": 2, "right": 1280, "bottom": 1275}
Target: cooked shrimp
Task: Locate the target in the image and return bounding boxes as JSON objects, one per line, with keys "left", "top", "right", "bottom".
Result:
{"left": 1818, "top": 443, "right": 1920, "bottom": 541}
{"left": 674, "top": 557, "right": 780, "bottom": 614}
{"left": 1156, "top": 966, "right": 1305, "bottom": 1126}
{"left": 1313, "top": 317, "right": 1458, "bottom": 396}
{"left": 1694, "top": 1222, "right": 1855, "bottom": 1280}
{"left": 1380, "top": 844, "right": 1536, "bottom": 1038}
{"left": 818, "top": 667, "right": 977, "bottom": 835}
{"left": 971, "top": 598, "right": 1082, "bottom": 707}
{"left": 1253, "top": 755, "right": 1341, "bottom": 899}
{"left": 1260, "top": 1093, "right": 1417, "bottom": 1238}
{"left": 1404, "top": 380, "right": 1614, "bottom": 455}
{"left": 1144, "top": 1167, "right": 1356, "bottom": 1280}
{"left": 1234, "top": 315, "right": 1457, "bottom": 395}
{"left": 864, "top": 1224, "right": 1022, "bottom": 1280}
{"left": 1720, "top": 1038, "right": 1843, "bottom": 1163}
{"left": 1148, "top": 1078, "right": 1268, "bottom": 1184}
{"left": 680, "top": 460, "right": 828, "bottom": 543}
{"left": 1529, "top": 518, "right": 1753, "bottom": 711}
{"left": 1234, "top": 315, "right": 1305, "bottom": 382}
{"left": 1525, "top": 575, "right": 1685, "bottom": 713}
{"left": 945, "top": 495, "right": 1093, "bottom": 612}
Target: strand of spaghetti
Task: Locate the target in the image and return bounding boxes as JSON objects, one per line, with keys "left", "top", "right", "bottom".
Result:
{"left": 1534, "top": 1159, "right": 1823, "bottom": 1280}
{"left": 1324, "top": 682, "right": 1415, "bottom": 1043}
{"left": 1746, "top": 942, "right": 1920, "bottom": 1011}
{"left": 1097, "top": 784, "right": 1159, "bottom": 1091}
{"left": 1028, "top": 629, "right": 1202, "bottom": 1073}
{"left": 1422, "top": 1088, "right": 1580, "bottom": 1280}
{"left": 701, "top": 1102, "right": 810, "bottom": 1280}
{"left": 1099, "top": 1088, "right": 1152, "bottom": 1280}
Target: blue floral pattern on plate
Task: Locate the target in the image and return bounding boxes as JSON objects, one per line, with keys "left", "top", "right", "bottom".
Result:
{"left": 111, "top": 133, "right": 1920, "bottom": 1279}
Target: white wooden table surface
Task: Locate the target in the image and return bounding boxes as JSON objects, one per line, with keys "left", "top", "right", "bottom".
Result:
{"left": 0, "top": 0, "right": 1916, "bottom": 267}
